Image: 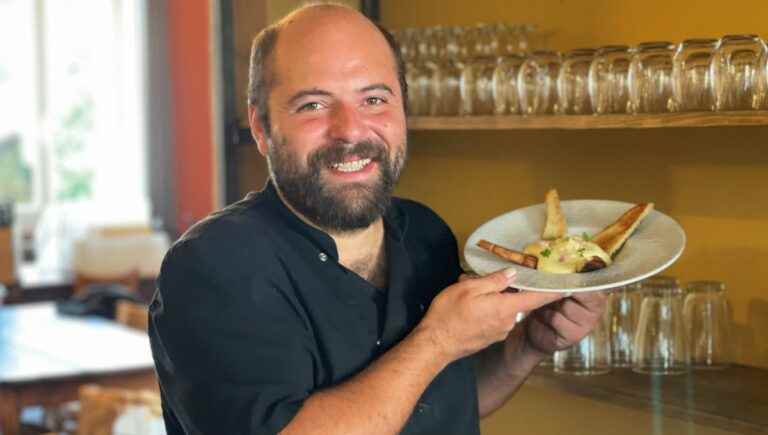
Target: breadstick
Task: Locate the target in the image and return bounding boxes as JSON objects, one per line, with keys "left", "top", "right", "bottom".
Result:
{"left": 477, "top": 239, "right": 538, "bottom": 269}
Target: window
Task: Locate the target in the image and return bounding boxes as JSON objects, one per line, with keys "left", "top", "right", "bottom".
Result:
{"left": 0, "top": 0, "right": 149, "bottom": 273}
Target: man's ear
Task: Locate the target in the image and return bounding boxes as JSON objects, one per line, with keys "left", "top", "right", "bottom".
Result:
{"left": 248, "top": 105, "right": 269, "bottom": 157}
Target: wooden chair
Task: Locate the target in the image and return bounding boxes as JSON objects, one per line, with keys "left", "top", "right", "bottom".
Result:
{"left": 114, "top": 301, "right": 149, "bottom": 331}
{"left": 76, "top": 384, "right": 161, "bottom": 435}
{"left": 73, "top": 270, "right": 140, "bottom": 297}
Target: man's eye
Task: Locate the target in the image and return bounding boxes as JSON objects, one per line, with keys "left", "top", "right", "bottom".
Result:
{"left": 365, "top": 96, "right": 386, "bottom": 106}
{"left": 297, "top": 102, "right": 323, "bottom": 112}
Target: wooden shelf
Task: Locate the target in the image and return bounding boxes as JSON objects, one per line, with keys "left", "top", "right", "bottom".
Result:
{"left": 527, "top": 364, "right": 768, "bottom": 434}
{"left": 407, "top": 111, "right": 768, "bottom": 130}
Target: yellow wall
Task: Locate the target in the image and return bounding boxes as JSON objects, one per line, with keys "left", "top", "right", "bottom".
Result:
{"left": 381, "top": 0, "right": 768, "bottom": 51}
{"left": 381, "top": 0, "right": 768, "bottom": 369}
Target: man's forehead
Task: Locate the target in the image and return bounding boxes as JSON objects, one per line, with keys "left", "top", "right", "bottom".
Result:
{"left": 271, "top": 6, "right": 396, "bottom": 81}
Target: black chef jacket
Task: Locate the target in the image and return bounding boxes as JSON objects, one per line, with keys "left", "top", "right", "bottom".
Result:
{"left": 149, "top": 181, "right": 480, "bottom": 435}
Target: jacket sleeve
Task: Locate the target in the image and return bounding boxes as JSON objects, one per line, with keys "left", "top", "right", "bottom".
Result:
{"left": 149, "top": 238, "right": 316, "bottom": 435}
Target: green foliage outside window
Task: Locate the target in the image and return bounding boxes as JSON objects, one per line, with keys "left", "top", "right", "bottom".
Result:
{"left": 0, "top": 134, "right": 32, "bottom": 203}
{"left": 53, "top": 94, "right": 94, "bottom": 201}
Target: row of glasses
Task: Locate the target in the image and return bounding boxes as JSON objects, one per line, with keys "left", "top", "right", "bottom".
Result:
{"left": 635, "top": 278, "right": 731, "bottom": 373}
{"left": 393, "top": 23, "right": 540, "bottom": 117}
{"left": 392, "top": 23, "right": 535, "bottom": 63}
{"left": 403, "top": 34, "right": 768, "bottom": 116}
{"left": 553, "top": 276, "right": 731, "bottom": 376}
{"left": 549, "top": 35, "right": 766, "bottom": 115}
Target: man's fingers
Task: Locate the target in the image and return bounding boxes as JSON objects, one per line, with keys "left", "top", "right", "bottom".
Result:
{"left": 493, "top": 290, "right": 564, "bottom": 313}
{"left": 570, "top": 291, "right": 608, "bottom": 312}
{"left": 530, "top": 310, "right": 567, "bottom": 342}
{"left": 535, "top": 308, "right": 587, "bottom": 343}
{"left": 458, "top": 272, "right": 479, "bottom": 282}
{"left": 555, "top": 298, "right": 600, "bottom": 327}
{"left": 464, "top": 268, "right": 517, "bottom": 294}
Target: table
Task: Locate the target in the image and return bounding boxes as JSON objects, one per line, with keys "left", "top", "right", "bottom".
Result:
{"left": 0, "top": 302, "right": 157, "bottom": 435}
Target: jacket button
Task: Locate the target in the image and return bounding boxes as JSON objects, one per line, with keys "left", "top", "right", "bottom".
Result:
{"left": 318, "top": 253, "right": 328, "bottom": 262}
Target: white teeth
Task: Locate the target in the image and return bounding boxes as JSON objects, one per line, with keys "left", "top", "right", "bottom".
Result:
{"left": 331, "top": 158, "right": 371, "bottom": 173}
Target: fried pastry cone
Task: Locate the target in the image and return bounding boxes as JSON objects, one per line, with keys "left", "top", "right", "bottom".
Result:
{"left": 592, "top": 202, "right": 654, "bottom": 258}
{"left": 542, "top": 189, "right": 567, "bottom": 240}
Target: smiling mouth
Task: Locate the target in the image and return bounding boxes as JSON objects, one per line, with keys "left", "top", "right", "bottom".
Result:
{"left": 330, "top": 158, "right": 373, "bottom": 173}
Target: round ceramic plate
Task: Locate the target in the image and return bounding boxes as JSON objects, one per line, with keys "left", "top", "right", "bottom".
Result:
{"left": 464, "top": 200, "right": 686, "bottom": 292}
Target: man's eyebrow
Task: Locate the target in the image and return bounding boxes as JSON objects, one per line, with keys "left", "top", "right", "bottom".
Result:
{"left": 358, "top": 83, "right": 394, "bottom": 95}
{"left": 287, "top": 88, "right": 333, "bottom": 106}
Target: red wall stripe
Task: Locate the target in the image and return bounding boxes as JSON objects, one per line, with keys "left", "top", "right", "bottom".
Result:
{"left": 167, "top": 0, "right": 214, "bottom": 234}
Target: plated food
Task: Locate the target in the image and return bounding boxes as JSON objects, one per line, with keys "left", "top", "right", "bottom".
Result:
{"left": 464, "top": 195, "right": 685, "bottom": 292}
{"left": 477, "top": 189, "right": 654, "bottom": 274}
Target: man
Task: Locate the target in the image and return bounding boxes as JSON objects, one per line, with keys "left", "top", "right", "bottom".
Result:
{"left": 149, "top": 3, "right": 607, "bottom": 435}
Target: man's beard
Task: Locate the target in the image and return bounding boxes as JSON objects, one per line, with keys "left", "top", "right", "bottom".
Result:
{"left": 266, "top": 135, "right": 407, "bottom": 233}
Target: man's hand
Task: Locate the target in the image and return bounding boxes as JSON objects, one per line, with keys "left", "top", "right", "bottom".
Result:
{"left": 521, "top": 291, "right": 608, "bottom": 357}
{"left": 416, "top": 269, "right": 563, "bottom": 365}
{"left": 469, "top": 281, "right": 608, "bottom": 417}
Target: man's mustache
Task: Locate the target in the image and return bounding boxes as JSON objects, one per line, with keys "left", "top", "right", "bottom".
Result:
{"left": 310, "top": 140, "right": 388, "bottom": 168}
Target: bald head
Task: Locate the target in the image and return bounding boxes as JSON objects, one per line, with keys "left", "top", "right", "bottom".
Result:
{"left": 247, "top": 3, "right": 406, "bottom": 136}
{"left": 279, "top": 2, "right": 373, "bottom": 31}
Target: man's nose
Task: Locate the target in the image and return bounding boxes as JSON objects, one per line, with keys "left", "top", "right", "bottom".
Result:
{"left": 328, "top": 103, "right": 366, "bottom": 143}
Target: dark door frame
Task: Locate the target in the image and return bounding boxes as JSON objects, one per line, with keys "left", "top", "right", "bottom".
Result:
{"left": 217, "top": 0, "right": 241, "bottom": 205}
